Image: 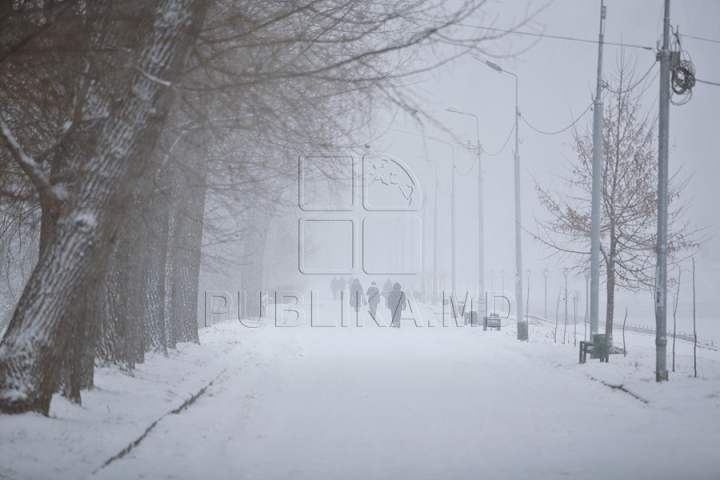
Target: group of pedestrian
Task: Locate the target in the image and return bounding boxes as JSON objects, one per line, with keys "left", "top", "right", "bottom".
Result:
{"left": 330, "top": 276, "right": 347, "bottom": 301}
{"left": 330, "top": 276, "right": 407, "bottom": 327}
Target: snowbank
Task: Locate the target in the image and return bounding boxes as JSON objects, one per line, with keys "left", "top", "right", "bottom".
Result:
{"left": 1, "top": 306, "right": 719, "bottom": 479}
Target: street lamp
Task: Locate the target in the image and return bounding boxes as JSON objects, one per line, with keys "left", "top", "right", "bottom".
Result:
{"left": 543, "top": 268, "right": 549, "bottom": 320}
{"left": 446, "top": 107, "right": 484, "bottom": 311}
{"left": 585, "top": 272, "right": 590, "bottom": 341}
{"left": 526, "top": 269, "right": 531, "bottom": 323}
{"left": 490, "top": 269, "right": 494, "bottom": 313}
{"left": 563, "top": 268, "right": 569, "bottom": 345}
{"left": 429, "top": 137, "right": 456, "bottom": 300}
{"left": 421, "top": 156, "right": 440, "bottom": 305}
{"left": 477, "top": 56, "right": 526, "bottom": 340}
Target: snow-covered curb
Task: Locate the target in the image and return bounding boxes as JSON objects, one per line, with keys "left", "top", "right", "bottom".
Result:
{"left": 0, "top": 325, "right": 239, "bottom": 480}
{"left": 2, "top": 312, "right": 719, "bottom": 480}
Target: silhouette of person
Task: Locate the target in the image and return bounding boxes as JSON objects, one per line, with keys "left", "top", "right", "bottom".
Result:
{"left": 381, "top": 279, "right": 393, "bottom": 308}
{"left": 387, "top": 282, "right": 407, "bottom": 328}
{"left": 337, "top": 276, "right": 347, "bottom": 301}
{"left": 349, "top": 278, "right": 365, "bottom": 312}
{"left": 366, "top": 282, "right": 381, "bottom": 319}
{"left": 331, "top": 276, "right": 339, "bottom": 301}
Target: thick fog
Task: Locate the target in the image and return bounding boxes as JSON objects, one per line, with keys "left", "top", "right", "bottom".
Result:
{"left": 197, "top": 0, "right": 719, "bottom": 341}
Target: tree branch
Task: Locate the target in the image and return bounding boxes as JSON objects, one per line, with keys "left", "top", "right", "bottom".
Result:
{"left": 0, "top": 118, "right": 61, "bottom": 204}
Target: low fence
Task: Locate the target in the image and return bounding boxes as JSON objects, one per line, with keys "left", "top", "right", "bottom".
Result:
{"left": 526, "top": 313, "right": 717, "bottom": 350}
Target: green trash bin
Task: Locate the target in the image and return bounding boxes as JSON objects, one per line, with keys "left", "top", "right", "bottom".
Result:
{"left": 592, "top": 334, "right": 609, "bottom": 362}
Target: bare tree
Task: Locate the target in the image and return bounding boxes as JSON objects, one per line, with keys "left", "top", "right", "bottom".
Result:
{"left": 0, "top": 0, "right": 211, "bottom": 414}
{"left": 534, "top": 63, "right": 700, "bottom": 347}
{"left": 0, "top": 0, "right": 528, "bottom": 414}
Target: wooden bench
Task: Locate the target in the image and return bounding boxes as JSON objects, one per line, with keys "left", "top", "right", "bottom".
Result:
{"left": 483, "top": 314, "right": 501, "bottom": 331}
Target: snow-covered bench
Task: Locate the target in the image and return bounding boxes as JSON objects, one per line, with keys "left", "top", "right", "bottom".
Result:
{"left": 483, "top": 313, "right": 501, "bottom": 331}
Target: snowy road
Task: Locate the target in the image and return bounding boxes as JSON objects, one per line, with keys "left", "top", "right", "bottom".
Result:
{"left": 91, "top": 315, "right": 720, "bottom": 480}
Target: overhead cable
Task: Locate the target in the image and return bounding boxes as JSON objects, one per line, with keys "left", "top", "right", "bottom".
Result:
{"left": 483, "top": 122, "right": 515, "bottom": 157}
{"left": 605, "top": 62, "right": 658, "bottom": 94}
{"left": 681, "top": 33, "right": 720, "bottom": 45}
{"left": 695, "top": 77, "right": 720, "bottom": 87}
{"left": 462, "top": 24, "right": 654, "bottom": 51}
{"left": 520, "top": 102, "right": 593, "bottom": 136}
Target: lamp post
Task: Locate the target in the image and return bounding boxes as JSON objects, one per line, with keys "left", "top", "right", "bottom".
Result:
{"left": 526, "top": 269, "right": 531, "bottom": 323}
{"left": 447, "top": 107, "right": 484, "bottom": 308}
{"left": 479, "top": 57, "right": 526, "bottom": 340}
{"left": 490, "top": 270, "right": 494, "bottom": 313}
{"left": 429, "top": 137, "right": 456, "bottom": 300}
{"left": 590, "top": 0, "right": 606, "bottom": 353}
{"left": 563, "top": 268, "right": 569, "bottom": 345}
{"left": 543, "top": 268, "right": 549, "bottom": 319}
{"left": 423, "top": 157, "right": 440, "bottom": 305}
{"left": 585, "top": 272, "right": 590, "bottom": 341}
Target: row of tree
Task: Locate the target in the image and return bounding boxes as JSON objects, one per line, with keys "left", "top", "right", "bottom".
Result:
{"left": 0, "top": 1, "right": 700, "bottom": 416}
{"left": 0, "top": 0, "right": 509, "bottom": 414}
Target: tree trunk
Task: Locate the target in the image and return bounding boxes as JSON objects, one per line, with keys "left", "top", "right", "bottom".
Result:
{"left": 139, "top": 192, "right": 171, "bottom": 355}
{"left": 96, "top": 225, "right": 147, "bottom": 369}
{"left": 240, "top": 207, "right": 273, "bottom": 319}
{"left": 0, "top": 0, "right": 209, "bottom": 415}
{"left": 164, "top": 140, "right": 206, "bottom": 344}
{"left": 59, "top": 274, "right": 103, "bottom": 403}
{"left": 605, "top": 258, "right": 616, "bottom": 348}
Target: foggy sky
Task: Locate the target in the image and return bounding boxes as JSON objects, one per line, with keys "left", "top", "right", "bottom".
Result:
{"left": 373, "top": 0, "right": 720, "bottom": 317}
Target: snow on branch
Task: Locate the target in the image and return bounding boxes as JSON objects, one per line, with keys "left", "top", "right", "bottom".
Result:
{"left": 137, "top": 68, "right": 173, "bottom": 88}
{"left": 0, "top": 117, "right": 59, "bottom": 203}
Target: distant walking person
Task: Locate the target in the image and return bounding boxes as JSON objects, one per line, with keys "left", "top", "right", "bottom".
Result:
{"left": 349, "top": 278, "right": 365, "bottom": 312}
{"left": 338, "top": 276, "right": 347, "bottom": 301}
{"left": 387, "top": 282, "right": 407, "bottom": 328}
{"left": 366, "top": 282, "right": 381, "bottom": 319}
{"left": 331, "top": 276, "right": 340, "bottom": 301}
{"left": 381, "top": 279, "right": 393, "bottom": 308}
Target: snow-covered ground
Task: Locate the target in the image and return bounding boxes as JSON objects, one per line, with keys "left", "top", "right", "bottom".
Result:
{"left": 2, "top": 303, "right": 720, "bottom": 480}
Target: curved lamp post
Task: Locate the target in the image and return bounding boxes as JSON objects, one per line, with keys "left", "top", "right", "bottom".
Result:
{"left": 478, "top": 57, "right": 526, "bottom": 340}
{"left": 447, "top": 107, "right": 484, "bottom": 308}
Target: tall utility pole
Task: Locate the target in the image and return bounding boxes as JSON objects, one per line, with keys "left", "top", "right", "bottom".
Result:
{"left": 451, "top": 150, "right": 457, "bottom": 299}
{"left": 510, "top": 70, "right": 526, "bottom": 341}
{"left": 446, "top": 108, "right": 484, "bottom": 306}
{"left": 424, "top": 157, "right": 440, "bottom": 305}
{"left": 590, "top": 0, "right": 606, "bottom": 345}
{"left": 543, "top": 268, "right": 549, "bottom": 319}
{"left": 479, "top": 58, "right": 526, "bottom": 340}
{"left": 430, "top": 138, "right": 456, "bottom": 299}
{"left": 564, "top": 268, "right": 569, "bottom": 344}
{"left": 478, "top": 144, "right": 484, "bottom": 313}
{"left": 655, "top": 0, "right": 671, "bottom": 382}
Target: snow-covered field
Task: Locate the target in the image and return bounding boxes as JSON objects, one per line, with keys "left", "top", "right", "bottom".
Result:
{"left": 2, "top": 304, "right": 719, "bottom": 480}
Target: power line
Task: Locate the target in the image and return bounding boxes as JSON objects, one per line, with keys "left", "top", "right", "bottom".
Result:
{"left": 455, "top": 157, "right": 477, "bottom": 176}
{"left": 484, "top": 122, "right": 515, "bottom": 157}
{"left": 695, "top": 78, "right": 720, "bottom": 87}
{"left": 462, "top": 24, "right": 654, "bottom": 51}
{"left": 375, "top": 122, "right": 514, "bottom": 162}
{"left": 682, "top": 33, "right": 720, "bottom": 45}
{"left": 605, "top": 62, "right": 658, "bottom": 95}
{"left": 520, "top": 102, "right": 593, "bottom": 136}
{"left": 373, "top": 124, "right": 466, "bottom": 147}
